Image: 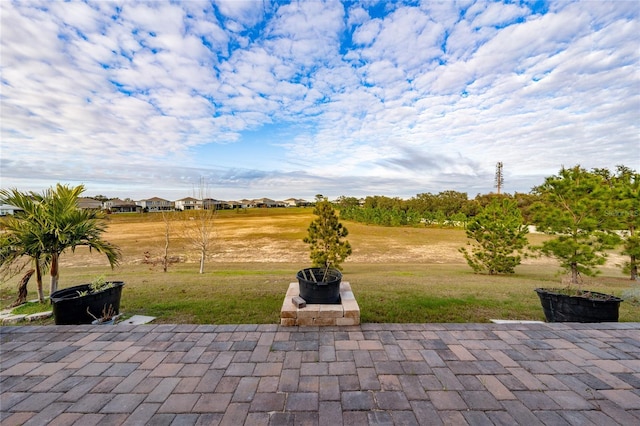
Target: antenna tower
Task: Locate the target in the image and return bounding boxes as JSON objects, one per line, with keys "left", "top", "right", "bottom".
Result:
{"left": 495, "top": 162, "right": 504, "bottom": 194}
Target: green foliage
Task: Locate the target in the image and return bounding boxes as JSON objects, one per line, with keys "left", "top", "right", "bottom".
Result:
{"left": 89, "top": 275, "right": 115, "bottom": 293}
{"left": 339, "top": 192, "right": 472, "bottom": 227}
{"left": 0, "top": 184, "right": 121, "bottom": 295}
{"left": 303, "top": 199, "right": 352, "bottom": 269}
{"left": 608, "top": 166, "right": 640, "bottom": 280}
{"left": 531, "top": 166, "right": 620, "bottom": 284}
{"left": 339, "top": 191, "right": 541, "bottom": 230}
{"left": 336, "top": 196, "right": 360, "bottom": 208}
{"left": 460, "top": 199, "right": 528, "bottom": 274}
{"left": 621, "top": 234, "right": 640, "bottom": 278}
{"left": 0, "top": 189, "right": 50, "bottom": 301}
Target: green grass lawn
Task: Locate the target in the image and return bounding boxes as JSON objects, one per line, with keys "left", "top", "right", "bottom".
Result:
{"left": 3, "top": 262, "right": 638, "bottom": 324}
{"left": 2, "top": 209, "right": 638, "bottom": 324}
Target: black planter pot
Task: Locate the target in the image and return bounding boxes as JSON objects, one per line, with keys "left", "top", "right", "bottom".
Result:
{"left": 297, "top": 267, "right": 342, "bottom": 304}
{"left": 50, "top": 281, "right": 124, "bottom": 325}
{"left": 535, "top": 288, "right": 622, "bottom": 323}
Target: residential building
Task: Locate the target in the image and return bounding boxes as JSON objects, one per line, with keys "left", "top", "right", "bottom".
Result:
{"left": 175, "top": 197, "right": 202, "bottom": 211}
{"left": 252, "top": 198, "right": 279, "bottom": 208}
{"left": 103, "top": 199, "right": 141, "bottom": 213}
{"left": 283, "top": 198, "right": 310, "bottom": 207}
{"left": 137, "top": 197, "right": 174, "bottom": 212}
{"left": 0, "top": 204, "right": 22, "bottom": 216}
{"left": 77, "top": 197, "right": 103, "bottom": 210}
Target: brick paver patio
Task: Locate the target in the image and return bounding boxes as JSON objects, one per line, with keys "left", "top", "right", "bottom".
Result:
{"left": 1, "top": 322, "right": 639, "bottom": 425}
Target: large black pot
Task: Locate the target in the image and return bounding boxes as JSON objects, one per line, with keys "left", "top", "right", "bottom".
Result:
{"left": 297, "top": 267, "right": 342, "bottom": 304}
{"left": 535, "top": 288, "right": 622, "bottom": 323}
{"left": 50, "top": 281, "right": 124, "bottom": 325}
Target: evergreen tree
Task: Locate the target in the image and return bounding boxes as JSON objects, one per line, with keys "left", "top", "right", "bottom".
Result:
{"left": 304, "top": 198, "right": 352, "bottom": 270}
{"left": 531, "top": 166, "right": 619, "bottom": 285}
{"left": 459, "top": 198, "right": 528, "bottom": 274}
{"left": 610, "top": 166, "right": 640, "bottom": 280}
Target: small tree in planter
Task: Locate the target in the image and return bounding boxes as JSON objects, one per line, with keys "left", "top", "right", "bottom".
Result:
{"left": 298, "top": 196, "right": 352, "bottom": 304}
{"left": 1, "top": 184, "right": 123, "bottom": 324}
{"left": 460, "top": 198, "right": 529, "bottom": 275}
{"left": 531, "top": 166, "right": 622, "bottom": 322}
{"left": 304, "top": 196, "right": 352, "bottom": 270}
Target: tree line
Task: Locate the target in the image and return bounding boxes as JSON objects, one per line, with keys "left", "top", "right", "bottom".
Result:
{"left": 336, "top": 191, "right": 539, "bottom": 227}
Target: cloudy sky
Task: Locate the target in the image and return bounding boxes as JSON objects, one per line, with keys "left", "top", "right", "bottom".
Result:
{"left": 1, "top": 1, "right": 638, "bottom": 201}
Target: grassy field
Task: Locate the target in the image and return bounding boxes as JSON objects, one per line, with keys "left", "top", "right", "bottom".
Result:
{"left": 2, "top": 208, "right": 638, "bottom": 323}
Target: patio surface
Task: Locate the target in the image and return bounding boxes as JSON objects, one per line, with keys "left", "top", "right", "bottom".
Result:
{"left": 1, "top": 322, "right": 639, "bottom": 425}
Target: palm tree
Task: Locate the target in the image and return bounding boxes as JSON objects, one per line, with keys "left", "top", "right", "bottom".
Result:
{"left": 0, "top": 189, "right": 48, "bottom": 302}
{"left": 1, "top": 184, "right": 121, "bottom": 296}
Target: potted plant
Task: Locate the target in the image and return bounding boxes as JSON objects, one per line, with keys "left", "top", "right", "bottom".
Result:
{"left": 534, "top": 286, "right": 622, "bottom": 323}
{"left": 50, "top": 276, "right": 125, "bottom": 325}
{"left": 0, "top": 184, "right": 121, "bottom": 320}
{"left": 531, "top": 166, "right": 623, "bottom": 322}
{"left": 297, "top": 266, "right": 343, "bottom": 304}
{"left": 298, "top": 196, "right": 352, "bottom": 304}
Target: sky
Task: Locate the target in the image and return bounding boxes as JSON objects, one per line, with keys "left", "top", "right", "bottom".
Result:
{"left": 1, "top": 0, "right": 639, "bottom": 202}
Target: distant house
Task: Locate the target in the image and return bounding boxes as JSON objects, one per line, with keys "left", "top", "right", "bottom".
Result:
{"left": 137, "top": 197, "right": 174, "bottom": 212}
{"left": 226, "top": 200, "right": 249, "bottom": 209}
{"left": 252, "top": 198, "right": 278, "bottom": 208}
{"left": 0, "top": 203, "right": 22, "bottom": 216}
{"left": 175, "top": 197, "right": 202, "bottom": 211}
{"left": 283, "top": 198, "right": 310, "bottom": 207}
{"left": 103, "top": 199, "right": 141, "bottom": 213}
{"left": 202, "top": 198, "right": 229, "bottom": 210}
{"left": 102, "top": 199, "right": 119, "bottom": 210}
{"left": 77, "top": 197, "right": 103, "bottom": 210}
{"left": 223, "top": 200, "right": 241, "bottom": 209}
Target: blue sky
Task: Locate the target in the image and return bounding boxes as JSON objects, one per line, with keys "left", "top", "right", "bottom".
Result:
{"left": 1, "top": 0, "right": 638, "bottom": 201}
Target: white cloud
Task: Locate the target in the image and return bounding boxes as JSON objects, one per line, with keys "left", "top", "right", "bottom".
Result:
{"left": 1, "top": 0, "right": 638, "bottom": 201}
{"left": 471, "top": 2, "right": 528, "bottom": 28}
{"left": 213, "top": 0, "right": 266, "bottom": 29}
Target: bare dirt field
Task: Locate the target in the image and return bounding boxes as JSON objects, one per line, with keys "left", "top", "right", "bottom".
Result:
{"left": 56, "top": 210, "right": 489, "bottom": 267}
{"left": 57, "top": 208, "right": 625, "bottom": 270}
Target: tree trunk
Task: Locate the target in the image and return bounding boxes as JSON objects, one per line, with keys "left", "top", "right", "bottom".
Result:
{"left": 35, "top": 259, "right": 44, "bottom": 302}
{"left": 10, "top": 269, "right": 34, "bottom": 308}
{"left": 199, "top": 251, "right": 205, "bottom": 274}
{"left": 631, "top": 255, "right": 638, "bottom": 281}
{"left": 571, "top": 262, "right": 579, "bottom": 285}
{"left": 50, "top": 252, "right": 59, "bottom": 295}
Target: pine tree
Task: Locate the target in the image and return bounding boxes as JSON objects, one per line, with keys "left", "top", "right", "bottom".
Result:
{"left": 459, "top": 198, "right": 528, "bottom": 274}
{"left": 531, "top": 166, "right": 619, "bottom": 285}
{"left": 304, "top": 198, "right": 352, "bottom": 270}
{"left": 610, "top": 166, "right": 640, "bottom": 280}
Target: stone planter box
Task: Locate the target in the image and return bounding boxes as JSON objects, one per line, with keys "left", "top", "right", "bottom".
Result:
{"left": 281, "top": 282, "right": 360, "bottom": 326}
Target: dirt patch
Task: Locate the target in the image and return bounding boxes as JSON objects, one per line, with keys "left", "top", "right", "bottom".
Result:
{"left": 57, "top": 213, "right": 626, "bottom": 271}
